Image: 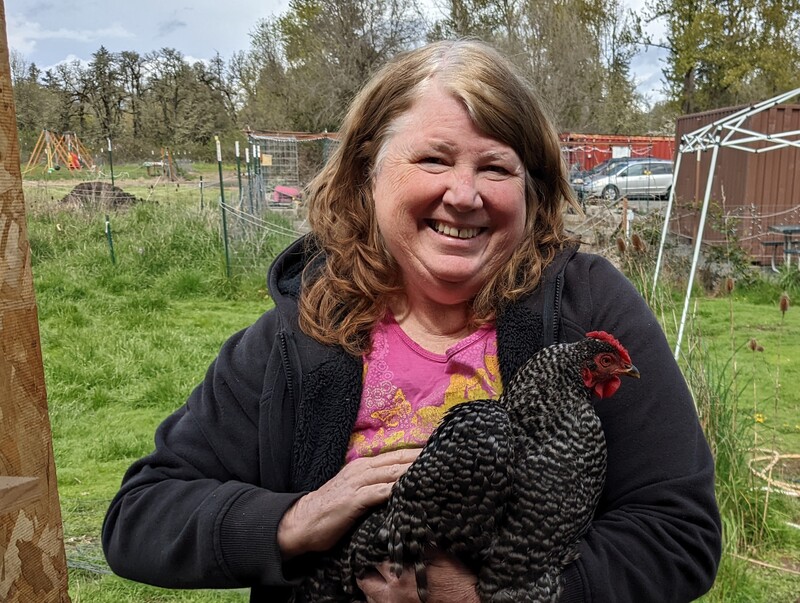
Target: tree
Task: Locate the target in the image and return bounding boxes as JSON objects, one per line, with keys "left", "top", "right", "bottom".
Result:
{"left": 136, "top": 48, "right": 236, "bottom": 154}
{"left": 203, "top": 52, "right": 241, "bottom": 124}
{"left": 119, "top": 51, "right": 147, "bottom": 139}
{"left": 250, "top": 0, "right": 424, "bottom": 131}
{"left": 11, "top": 51, "right": 43, "bottom": 133}
{"left": 594, "top": 0, "right": 646, "bottom": 133}
{"left": 427, "top": 0, "right": 501, "bottom": 39}
{"left": 185, "top": 60, "right": 236, "bottom": 146}
{"left": 749, "top": 0, "right": 800, "bottom": 99}
{"left": 650, "top": 0, "right": 800, "bottom": 113}
{"left": 10, "top": 51, "right": 56, "bottom": 156}
{"left": 428, "top": 0, "right": 646, "bottom": 133}
{"left": 83, "top": 46, "right": 126, "bottom": 138}
{"left": 41, "top": 60, "right": 90, "bottom": 134}
{"left": 143, "top": 48, "right": 196, "bottom": 144}
{"left": 235, "top": 17, "right": 294, "bottom": 130}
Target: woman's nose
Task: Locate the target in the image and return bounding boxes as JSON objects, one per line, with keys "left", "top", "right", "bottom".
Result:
{"left": 443, "top": 169, "right": 482, "bottom": 211}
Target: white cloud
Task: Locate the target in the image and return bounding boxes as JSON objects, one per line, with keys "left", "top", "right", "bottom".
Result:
{"left": 7, "top": 13, "right": 134, "bottom": 59}
{"left": 7, "top": 14, "right": 41, "bottom": 55}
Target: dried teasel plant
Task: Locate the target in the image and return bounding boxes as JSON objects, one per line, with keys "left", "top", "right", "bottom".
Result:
{"left": 724, "top": 277, "right": 735, "bottom": 294}
{"left": 631, "top": 233, "right": 647, "bottom": 253}
{"left": 616, "top": 237, "right": 627, "bottom": 254}
{"left": 780, "top": 292, "right": 790, "bottom": 316}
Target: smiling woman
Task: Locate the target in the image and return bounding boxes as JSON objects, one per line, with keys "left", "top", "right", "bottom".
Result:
{"left": 370, "top": 84, "right": 527, "bottom": 338}
{"left": 300, "top": 41, "right": 573, "bottom": 356}
{"left": 102, "top": 39, "right": 721, "bottom": 603}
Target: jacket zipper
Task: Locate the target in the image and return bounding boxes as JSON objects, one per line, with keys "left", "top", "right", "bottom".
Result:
{"left": 278, "top": 331, "right": 298, "bottom": 407}
{"left": 552, "top": 271, "right": 563, "bottom": 343}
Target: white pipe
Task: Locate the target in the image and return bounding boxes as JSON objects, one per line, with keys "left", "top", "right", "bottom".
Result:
{"left": 675, "top": 131, "right": 721, "bottom": 359}
{"left": 653, "top": 150, "right": 684, "bottom": 296}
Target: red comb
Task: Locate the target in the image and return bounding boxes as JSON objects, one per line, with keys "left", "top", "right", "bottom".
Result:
{"left": 586, "top": 331, "right": 631, "bottom": 364}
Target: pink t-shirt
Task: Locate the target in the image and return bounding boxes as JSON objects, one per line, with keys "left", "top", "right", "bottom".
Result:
{"left": 345, "top": 314, "right": 503, "bottom": 462}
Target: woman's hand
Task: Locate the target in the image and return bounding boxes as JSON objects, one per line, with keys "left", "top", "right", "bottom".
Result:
{"left": 357, "top": 554, "right": 480, "bottom": 603}
{"left": 277, "top": 448, "right": 420, "bottom": 559}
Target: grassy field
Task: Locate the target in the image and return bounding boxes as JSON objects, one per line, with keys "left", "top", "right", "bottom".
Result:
{"left": 677, "top": 296, "right": 800, "bottom": 454}
{"left": 26, "top": 174, "right": 275, "bottom": 602}
{"left": 21, "top": 172, "right": 800, "bottom": 601}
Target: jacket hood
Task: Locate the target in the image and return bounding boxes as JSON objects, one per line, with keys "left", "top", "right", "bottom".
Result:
{"left": 266, "top": 234, "right": 320, "bottom": 324}
{"left": 542, "top": 243, "right": 579, "bottom": 284}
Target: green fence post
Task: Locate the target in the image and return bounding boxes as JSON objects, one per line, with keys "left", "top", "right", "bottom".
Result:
{"left": 235, "top": 140, "right": 243, "bottom": 207}
{"left": 107, "top": 137, "right": 115, "bottom": 188}
{"left": 245, "top": 147, "right": 254, "bottom": 213}
{"left": 200, "top": 175, "right": 204, "bottom": 210}
{"left": 104, "top": 213, "right": 116, "bottom": 265}
{"left": 254, "top": 143, "right": 264, "bottom": 210}
{"left": 216, "top": 136, "right": 231, "bottom": 279}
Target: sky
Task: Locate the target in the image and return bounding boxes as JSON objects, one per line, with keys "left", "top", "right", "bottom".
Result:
{"left": 4, "top": 0, "right": 669, "bottom": 105}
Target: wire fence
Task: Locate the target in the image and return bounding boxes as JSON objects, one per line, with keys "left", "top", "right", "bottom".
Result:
{"left": 61, "top": 496, "right": 114, "bottom": 576}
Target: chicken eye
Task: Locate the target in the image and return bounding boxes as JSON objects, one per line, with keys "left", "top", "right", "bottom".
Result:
{"left": 599, "top": 354, "right": 613, "bottom": 366}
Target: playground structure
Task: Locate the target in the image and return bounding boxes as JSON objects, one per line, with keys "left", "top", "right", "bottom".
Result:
{"left": 23, "top": 130, "right": 95, "bottom": 175}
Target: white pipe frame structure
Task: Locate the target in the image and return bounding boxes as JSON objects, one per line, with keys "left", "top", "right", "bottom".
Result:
{"left": 652, "top": 87, "right": 800, "bottom": 359}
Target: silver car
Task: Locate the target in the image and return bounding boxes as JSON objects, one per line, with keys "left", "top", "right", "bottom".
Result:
{"left": 575, "top": 159, "right": 673, "bottom": 202}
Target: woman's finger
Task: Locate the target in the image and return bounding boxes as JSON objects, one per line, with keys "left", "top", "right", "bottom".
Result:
{"left": 278, "top": 448, "right": 421, "bottom": 556}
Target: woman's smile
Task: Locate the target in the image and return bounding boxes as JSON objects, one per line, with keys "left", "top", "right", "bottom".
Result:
{"left": 426, "top": 220, "right": 485, "bottom": 240}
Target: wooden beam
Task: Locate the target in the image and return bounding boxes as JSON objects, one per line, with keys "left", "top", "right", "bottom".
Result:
{"left": 0, "top": 477, "right": 41, "bottom": 517}
{"left": 0, "top": 1, "right": 71, "bottom": 600}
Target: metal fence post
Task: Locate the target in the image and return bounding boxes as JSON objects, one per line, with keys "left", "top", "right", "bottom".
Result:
{"left": 216, "top": 136, "right": 231, "bottom": 278}
{"left": 104, "top": 213, "right": 116, "bottom": 264}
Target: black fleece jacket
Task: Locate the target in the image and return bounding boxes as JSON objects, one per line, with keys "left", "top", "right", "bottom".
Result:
{"left": 102, "top": 236, "right": 721, "bottom": 602}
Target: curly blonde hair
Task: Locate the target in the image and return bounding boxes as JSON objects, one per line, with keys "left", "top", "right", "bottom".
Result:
{"left": 299, "top": 39, "right": 578, "bottom": 355}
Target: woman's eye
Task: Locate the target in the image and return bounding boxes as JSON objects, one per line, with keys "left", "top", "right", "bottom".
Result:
{"left": 485, "top": 165, "right": 510, "bottom": 174}
{"left": 421, "top": 157, "right": 444, "bottom": 165}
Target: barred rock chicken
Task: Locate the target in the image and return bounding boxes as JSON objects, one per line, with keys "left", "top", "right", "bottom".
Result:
{"left": 297, "top": 331, "right": 639, "bottom": 603}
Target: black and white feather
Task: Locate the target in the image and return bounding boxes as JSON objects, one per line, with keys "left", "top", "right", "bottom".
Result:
{"left": 295, "top": 332, "right": 637, "bottom": 603}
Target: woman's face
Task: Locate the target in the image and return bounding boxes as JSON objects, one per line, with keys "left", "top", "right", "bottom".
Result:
{"left": 372, "top": 84, "right": 527, "bottom": 306}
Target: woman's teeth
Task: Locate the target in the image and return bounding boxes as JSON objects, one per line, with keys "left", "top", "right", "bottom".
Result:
{"left": 432, "top": 222, "right": 480, "bottom": 239}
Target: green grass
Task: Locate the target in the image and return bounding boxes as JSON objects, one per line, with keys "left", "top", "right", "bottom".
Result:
{"left": 25, "top": 178, "right": 284, "bottom": 601}
{"left": 53, "top": 293, "right": 263, "bottom": 603}
{"left": 24, "top": 177, "right": 800, "bottom": 601}
{"left": 686, "top": 296, "right": 800, "bottom": 453}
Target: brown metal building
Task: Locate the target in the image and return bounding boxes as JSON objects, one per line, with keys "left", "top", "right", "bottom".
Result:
{"left": 670, "top": 103, "right": 800, "bottom": 265}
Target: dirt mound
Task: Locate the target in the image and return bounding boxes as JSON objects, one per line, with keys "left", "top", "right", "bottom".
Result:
{"left": 60, "top": 181, "right": 143, "bottom": 208}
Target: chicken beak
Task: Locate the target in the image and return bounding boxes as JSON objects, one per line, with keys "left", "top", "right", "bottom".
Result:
{"left": 621, "top": 363, "right": 640, "bottom": 379}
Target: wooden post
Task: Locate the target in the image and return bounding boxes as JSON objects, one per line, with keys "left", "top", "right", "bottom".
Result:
{"left": 0, "top": 1, "right": 71, "bottom": 600}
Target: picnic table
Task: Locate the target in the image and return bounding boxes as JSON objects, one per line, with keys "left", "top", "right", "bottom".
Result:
{"left": 765, "top": 224, "right": 800, "bottom": 271}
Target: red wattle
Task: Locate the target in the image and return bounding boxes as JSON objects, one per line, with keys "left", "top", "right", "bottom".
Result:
{"left": 594, "top": 377, "right": 621, "bottom": 399}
